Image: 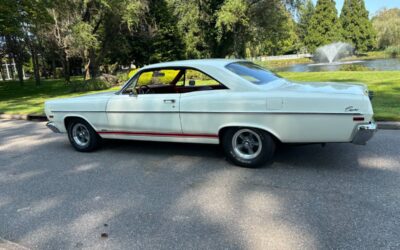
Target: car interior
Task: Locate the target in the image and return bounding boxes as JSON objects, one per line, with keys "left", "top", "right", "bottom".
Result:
{"left": 122, "top": 68, "right": 228, "bottom": 95}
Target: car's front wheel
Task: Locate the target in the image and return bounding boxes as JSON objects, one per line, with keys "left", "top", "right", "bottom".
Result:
{"left": 222, "top": 128, "right": 275, "bottom": 168}
{"left": 67, "top": 119, "right": 101, "bottom": 152}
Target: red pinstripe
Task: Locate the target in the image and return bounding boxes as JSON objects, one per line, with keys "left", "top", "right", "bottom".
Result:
{"left": 98, "top": 131, "right": 218, "bottom": 138}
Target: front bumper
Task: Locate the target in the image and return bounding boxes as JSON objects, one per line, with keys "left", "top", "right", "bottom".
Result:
{"left": 46, "top": 121, "right": 61, "bottom": 133}
{"left": 352, "top": 122, "right": 377, "bottom": 145}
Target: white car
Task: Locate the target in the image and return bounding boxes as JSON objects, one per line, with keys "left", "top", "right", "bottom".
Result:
{"left": 45, "top": 59, "right": 376, "bottom": 167}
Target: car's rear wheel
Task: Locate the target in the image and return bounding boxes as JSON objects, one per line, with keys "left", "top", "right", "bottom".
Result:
{"left": 222, "top": 128, "right": 275, "bottom": 168}
{"left": 67, "top": 119, "right": 101, "bottom": 152}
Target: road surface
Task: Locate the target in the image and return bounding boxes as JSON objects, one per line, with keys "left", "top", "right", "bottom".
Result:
{"left": 0, "top": 119, "right": 399, "bottom": 249}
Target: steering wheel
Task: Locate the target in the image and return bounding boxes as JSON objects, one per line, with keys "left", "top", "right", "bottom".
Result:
{"left": 138, "top": 85, "right": 151, "bottom": 94}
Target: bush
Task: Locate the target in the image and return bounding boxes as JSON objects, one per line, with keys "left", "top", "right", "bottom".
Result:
{"left": 55, "top": 67, "right": 64, "bottom": 78}
{"left": 69, "top": 79, "right": 112, "bottom": 93}
{"left": 385, "top": 46, "right": 400, "bottom": 58}
{"left": 339, "top": 64, "right": 370, "bottom": 71}
{"left": 116, "top": 71, "right": 130, "bottom": 82}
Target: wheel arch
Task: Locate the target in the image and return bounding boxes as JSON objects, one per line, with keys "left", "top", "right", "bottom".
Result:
{"left": 218, "top": 124, "right": 282, "bottom": 143}
{"left": 63, "top": 114, "right": 97, "bottom": 132}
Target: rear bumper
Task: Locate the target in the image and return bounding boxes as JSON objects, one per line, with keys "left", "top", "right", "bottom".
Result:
{"left": 46, "top": 121, "right": 61, "bottom": 133}
{"left": 352, "top": 122, "right": 377, "bottom": 145}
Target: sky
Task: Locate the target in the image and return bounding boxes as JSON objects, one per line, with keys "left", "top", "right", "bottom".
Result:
{"left": 311, "top": 0, "right": 400, "bottom": 16}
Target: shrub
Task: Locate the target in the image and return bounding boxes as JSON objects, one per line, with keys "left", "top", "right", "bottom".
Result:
{"left": 339, "top": 64, "right": 370, "bottom": 71}
{"left": 116, "top": 71, "right": 130, "bottom": 82}
{"left": 69, "top": 79, "right": 112, "bottom": 93}
{"left": 385, "top": 46, "right": 400, "bottom": 58}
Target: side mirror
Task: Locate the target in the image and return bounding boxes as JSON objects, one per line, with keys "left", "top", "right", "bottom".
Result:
{"left": 189, "top": 79, "right": 196, "bottom": 86}
{"left": 128, "top": 89, "right": 137, "bottom": 97}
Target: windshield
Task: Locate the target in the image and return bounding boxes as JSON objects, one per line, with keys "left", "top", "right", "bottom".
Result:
{"left": 226, "top": 62, "right": 280, "bottom": 85}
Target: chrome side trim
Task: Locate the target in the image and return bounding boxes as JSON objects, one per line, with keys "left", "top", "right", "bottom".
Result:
{"left": 51, "top": 110, "right": 362, "bottom": 115}
{"left": 46, "top": 122, "right": 61, "bottom": 133}
{"left": 352, "top": 122, "right": 377, "bottom": 145}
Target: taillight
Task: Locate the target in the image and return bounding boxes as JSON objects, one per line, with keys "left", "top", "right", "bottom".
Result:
{"left": 353, "top": 116, "right": 365, "bottom": 122}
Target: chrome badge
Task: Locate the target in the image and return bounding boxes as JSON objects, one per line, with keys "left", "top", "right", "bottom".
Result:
{"left": 345, "top": 106, "right": 359, "bottom": 112}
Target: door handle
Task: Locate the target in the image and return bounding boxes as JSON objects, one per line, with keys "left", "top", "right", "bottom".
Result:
{"left": 163, "top": 99, "right": 176, "bottom": 104}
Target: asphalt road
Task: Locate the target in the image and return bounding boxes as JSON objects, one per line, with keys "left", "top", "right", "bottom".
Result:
{"left": 0, "top": 119, "right": 400, "bottom": 250}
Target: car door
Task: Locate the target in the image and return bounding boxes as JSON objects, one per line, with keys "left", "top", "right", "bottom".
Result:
{"left": 104, "top": 69, "right": 182, "bottom": 134}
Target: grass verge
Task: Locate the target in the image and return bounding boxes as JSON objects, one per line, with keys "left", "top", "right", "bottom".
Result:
{"left": 0, "top": 77, "right": 119, "bottom": 115}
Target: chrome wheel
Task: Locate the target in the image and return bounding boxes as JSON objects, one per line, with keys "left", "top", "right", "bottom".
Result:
{"left": 232, "top": 129, "right": 262, "bottom": 160}
{"left": 72, "top": 123, "right": 90, "bottom": 147}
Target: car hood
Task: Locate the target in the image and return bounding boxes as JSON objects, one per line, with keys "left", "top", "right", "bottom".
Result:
{"left": 45, "top": 91, "right": 116, "bottom": 113}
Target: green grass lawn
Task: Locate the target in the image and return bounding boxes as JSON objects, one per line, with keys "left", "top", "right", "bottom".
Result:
{"left": 1, "top": 71, "right": 399, "bottom": 121}
{"left": 0, "top": 77, "right": 119, "bottom": 115}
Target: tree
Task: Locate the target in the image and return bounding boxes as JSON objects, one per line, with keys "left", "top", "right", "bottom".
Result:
{"left": 168, "top": 0, "right": 225, "bottom": 58}
{"left": 168, "top": 0, "right": 302, "bottom": 58}
{"left": 304, "top": 0, "right": 342, "bottom": 52}
{"left": 297, "top": 0, "right": 315, "bottom": 51}
{"left": 0, "top": 0, "right": 29, "bottom": 84}
{"left": 340, "top": 0, "right": 375, "bottom": 52}
{"left": 372, "top": 8, "right": 400, "bottom": 49}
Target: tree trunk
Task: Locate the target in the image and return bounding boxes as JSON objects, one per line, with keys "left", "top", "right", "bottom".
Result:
{"left": 60, "top": 51, "right": 70, "bottom": 83}
{"left": 89, "top": 49, "right": 99, "bottom": 78}
{"left": 0, "top": 60, "right": 6, "bottom": 81}
{"left": 14, "top": 57, "right": 24, "bottom": 85}
{"left": 84, "top": 59, "right": 91, "bottom": 80}
{"left": 51, "top": 56, "right": 56, "bottom": 79}
{"left": 31, "top": 48, "right": 41, "bottom": 86}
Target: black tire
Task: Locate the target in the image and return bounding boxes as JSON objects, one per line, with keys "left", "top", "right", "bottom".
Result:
{"left": 67, "top": 118, "right": 101, "bottom": 152}
{"left": 222, "top": 127, "right": 275, "bottom": 168}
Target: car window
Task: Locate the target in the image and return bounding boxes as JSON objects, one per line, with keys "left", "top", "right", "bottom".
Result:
{"left": 121, "top": 68, "right": 184, "bottom": 95}
{"left": 226, "top": 62, "right": 280, "bottom": 85}
{"left": 137, "top": 69, "right": 183, "bottom": 86}
{"left": 184, "top": 69, "right": 220, "bottom": 87}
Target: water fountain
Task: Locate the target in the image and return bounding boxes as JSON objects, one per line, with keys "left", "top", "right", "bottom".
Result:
{"left": 309, "top": 42, "right": 363, "bottom": 66}
{"left": 274, "top": 42, "right": 400, "bottom": 72}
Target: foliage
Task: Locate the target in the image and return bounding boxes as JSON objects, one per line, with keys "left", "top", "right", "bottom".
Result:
{"left": 339, "top": 64, "right": 370, "bottom": 71}
{"left": 169, "top": 0, "right": 300, "bottom": 58}
{"left": 0, "top": 0, "right": 50, "bottom": 84}
{"left": 297, "top": 0, "right": 315, "bottom": 52}
{"left": 385, "top": 46, "right": 400, "bottom": 58}
{"left": 304, "top": 0, "right": 343, "bottom": 52}
{"left": 340, "top": 0, "right": 375, "bottom": 52}
{"left": 69, "top": 78, "right": 112, "bottom": 92}
{"left": 372, "top": 8, "right": 400, "bottom": 49}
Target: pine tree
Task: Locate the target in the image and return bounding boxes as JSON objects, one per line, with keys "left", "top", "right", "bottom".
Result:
{"left": 304, "top": 0, "right": 343, "bottom": 52}
{"left": 297, "top": 0, "right": 315, "bottom": 51}
{"left": 340, "top": 0, "right": 375, "bottom": 52}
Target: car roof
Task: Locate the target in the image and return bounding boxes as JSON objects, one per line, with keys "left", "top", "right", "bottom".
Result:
{"left": 141, "top": 59, "right": 246, "bottom": 70}
{"left": 131, "top": 59, "right": 267, "bottom": 92}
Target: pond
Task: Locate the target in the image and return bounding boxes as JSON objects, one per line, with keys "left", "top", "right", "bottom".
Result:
{"left": 274, "top": 58, "right": 400, "bottom": 72}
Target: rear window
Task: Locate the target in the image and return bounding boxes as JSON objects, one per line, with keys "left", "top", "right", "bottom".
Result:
{"left": 226, "top": 62, "right": 280, "bottom": 85}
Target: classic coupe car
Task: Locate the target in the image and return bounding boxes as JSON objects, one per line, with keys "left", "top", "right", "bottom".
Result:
{"left": 45, "top": 59, "right": 376, "bottom": 167}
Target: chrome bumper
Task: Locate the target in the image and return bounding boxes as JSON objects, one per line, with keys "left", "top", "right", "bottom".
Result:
{"left": 352, "top": 122, "right": 377, "bottom": 145}
{"left": 46, "top": 122, "right": 61, "bottom": 133}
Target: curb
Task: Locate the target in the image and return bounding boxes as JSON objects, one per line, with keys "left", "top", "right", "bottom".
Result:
{"left": 377, "top": 122, "right": 400, "bottom": 130}
{"left": 0, "top": 114, "right": 48, "bottom": 122}
{"left": 1, "top": 113, "right": 400, "bottom": 130}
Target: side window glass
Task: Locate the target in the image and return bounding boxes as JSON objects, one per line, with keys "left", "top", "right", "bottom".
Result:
{"left": 185, "top": 69, "right": 221, "bottom": 87}
{"left": 137, "top": 69, "right": 181, "bottom": 86}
